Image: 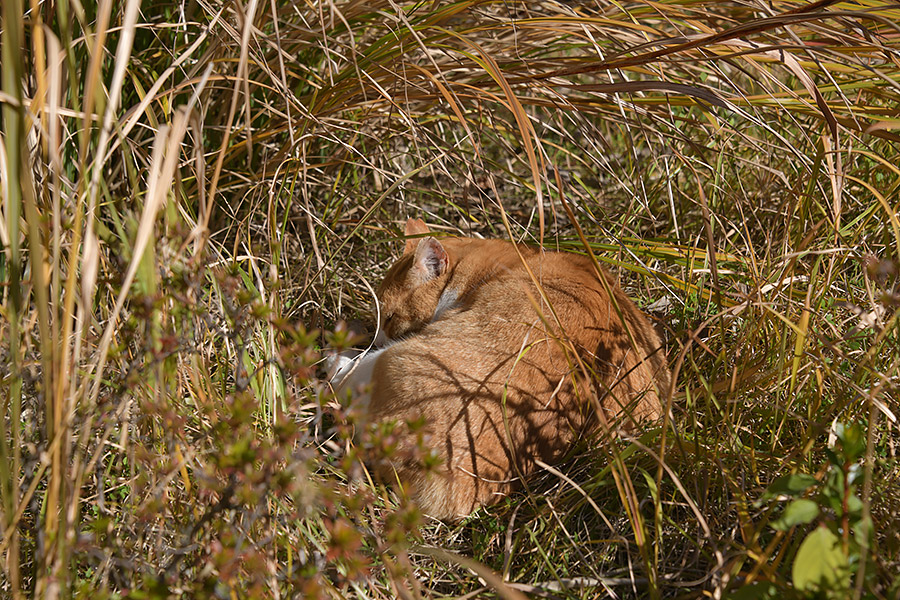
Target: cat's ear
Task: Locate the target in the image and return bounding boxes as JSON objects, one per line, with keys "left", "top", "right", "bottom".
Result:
{"left": 404, "top": 218, "right": 431, "bottom": 255}
{"left": 410, "top": 237, "right": 448, "bottom": 284}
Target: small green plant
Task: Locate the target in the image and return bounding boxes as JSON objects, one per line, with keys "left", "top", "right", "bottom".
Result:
{"left": 741, "top": 422, "right": 876, "bottom": 599}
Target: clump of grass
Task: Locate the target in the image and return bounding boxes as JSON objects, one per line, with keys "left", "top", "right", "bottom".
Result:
{"left": 1, "top": 0, "right": 898, "bottom": 597}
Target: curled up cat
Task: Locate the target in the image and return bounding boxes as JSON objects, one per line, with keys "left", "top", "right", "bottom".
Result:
{"left": 330, "top": 218, "right": 671, "bottom": 521}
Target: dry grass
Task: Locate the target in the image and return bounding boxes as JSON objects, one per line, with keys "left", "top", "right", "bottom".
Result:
{"left": 1, "top": 0, "right": 899, "bottom": 597}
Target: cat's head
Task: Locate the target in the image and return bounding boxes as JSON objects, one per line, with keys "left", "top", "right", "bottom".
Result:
{"left": 374, "top": 218, "right": 450, "bottom": 343}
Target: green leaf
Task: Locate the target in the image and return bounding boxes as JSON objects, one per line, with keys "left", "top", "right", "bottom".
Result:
{"left": 847, "top": 463, "right": 862, "bottom": 486}
{"left": 853, "top": 515, "right": 874, "bottom": 551}
{"left": 792, "top": 526, "right": 850, "bottom": 592}
{"left": 835, "top": 422, "right": 866, "bottom": 462}
{"left": 771, "top": 499, "right": 819, "bottom": 531}
{"left": 725, "top": 582, "right": 783, "bottom": 600}
{"left": 847, "top": 493, "right": 864, "bottom": 516}
{"left": 640, "top": 468, "right": 659, "bottom": 504}
{"left": 759, "top": 474, "right": 818, "bottom": 502}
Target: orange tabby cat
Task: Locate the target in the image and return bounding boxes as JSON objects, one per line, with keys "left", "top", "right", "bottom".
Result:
{"left": 331, "top": 219, "right": 670, "bottom": 520}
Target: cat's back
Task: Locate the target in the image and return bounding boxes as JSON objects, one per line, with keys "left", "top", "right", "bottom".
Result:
{"left": 447, "top": 241, "right": 614, "bottom": 330}
{"left": 435, "top": 242, "right": 668, "bottom": 414}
